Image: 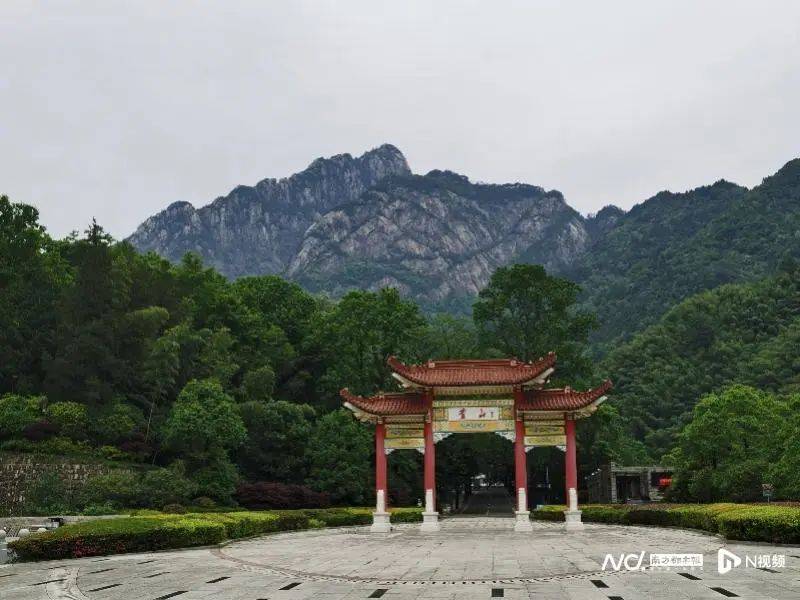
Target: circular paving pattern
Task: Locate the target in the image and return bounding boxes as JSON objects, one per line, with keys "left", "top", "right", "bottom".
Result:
{"left": 214, "top": 517, "right": 724, "bottom": 584}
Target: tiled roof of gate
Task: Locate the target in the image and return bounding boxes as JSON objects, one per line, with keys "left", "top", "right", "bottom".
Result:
{"left": 387, "top": 353, "right": 556, "bottom": 387}
{"left": 519, "top": 380, "right": 613, "bottom": 411}
{"left": 340, "top": 388, "right": 427, "bottom": 416}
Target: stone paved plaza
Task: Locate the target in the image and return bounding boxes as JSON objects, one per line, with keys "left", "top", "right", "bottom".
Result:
{"left": 1, "top": 518, "right": 798, "bottom": 599}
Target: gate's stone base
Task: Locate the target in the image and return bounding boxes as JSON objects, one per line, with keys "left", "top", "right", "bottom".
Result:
{"left": 420, "top": 511, "right": 440, "bottom": 532}
{"left": 370, "top": 511, "right": 392, "bottom": 533}
{"left": 513, "top": 511, "right": 532, "bottom": 532}
{"left": 564, "top": 510, "right": 584, "bottom": 531}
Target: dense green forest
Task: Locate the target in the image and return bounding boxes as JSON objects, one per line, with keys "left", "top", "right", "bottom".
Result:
{"left": 1, "top": 196, "right": 625, "bottom": 513}
{"left": 601, "top": 266, "right": 800, "bottom": 500}
{"left": 571, "top": 158, "right": 800, "bottom": 351}
{"left": 603, "top": 265, "right": 800, "bottom": 451}
{"left": 3, "top": 187, "right": 800, "bottom": 513}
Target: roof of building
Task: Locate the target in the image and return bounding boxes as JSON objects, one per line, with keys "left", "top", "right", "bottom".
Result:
{"left": 340, "top": 388, "right": 427, "bottom": 416}
{"left": 519, "top": 380, "right": 613, "bottom": 411}
{"left": 387, "top": 353, "right": 556, "bottom": 387}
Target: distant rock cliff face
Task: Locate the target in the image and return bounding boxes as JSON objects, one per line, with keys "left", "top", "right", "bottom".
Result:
{"left": 128, "top": 145, "right": 600, "bottom": 308}
{"left": 286, "top": 170, "right": 589, "bottom": 307}
{"left": 127, "top": 144, "right": 411, "bottom": 277}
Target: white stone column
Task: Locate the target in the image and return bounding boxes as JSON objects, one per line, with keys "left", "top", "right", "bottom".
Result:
{"left": 371, "top": 488, "right": 391, "bottom": 533}
{"left": 514, "top": 486, "right": 533, "bottom": 532}
{"left": 564, "top": 487, "right": 584, "bottom": 531}
{"left": 420, "top": 488, "right": 440, "bottom": 532}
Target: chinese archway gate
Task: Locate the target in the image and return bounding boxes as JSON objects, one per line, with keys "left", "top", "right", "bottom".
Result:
{"left": 341, "top": 354, "right": 611, "bottom": 533}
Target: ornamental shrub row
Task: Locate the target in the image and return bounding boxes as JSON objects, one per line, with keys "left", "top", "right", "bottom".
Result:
{"left": 531, "top": 503, "right": 800, "bottom": 543}
{"left": 8, "top": 507, "right": 422, "bottom": 561}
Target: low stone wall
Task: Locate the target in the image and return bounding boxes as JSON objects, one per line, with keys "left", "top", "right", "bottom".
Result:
{"left": 0, "top": 452, "right": 126, "bottom": 516}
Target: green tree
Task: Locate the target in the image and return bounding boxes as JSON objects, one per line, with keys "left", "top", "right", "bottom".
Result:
{"left": 315, "top": 288, "right": 426, "bottom": 400}
{"left": 164, "top": 379, "right": 246, "bottom": 502}
{"left": 667, "top": 385, "right": 783, "bottom": 502}
{"left": 307, "top": 409, "right": 372, "bottom": 504}
{"left": 421, "top": 314, "right": 481, "bottom": 359}
{"left": 237, "top": 400, "right": 315, "bottom": 482}
{"left": 473, "top": 264, "right": 596, "bottom": 380}
{"left": 164, "top": 379, "right": 246, "bottom": 457}
{"left": 233, "top": 275, "right": 318, "bottom": 347}
{"left": 240, "top": 366, "right": 276, "bottom": 403}
{"left": 768, "top": 394, "right": 800, "bottom": 498}
{"left": 0, "top": 197, "right": 68, "bottom": 395}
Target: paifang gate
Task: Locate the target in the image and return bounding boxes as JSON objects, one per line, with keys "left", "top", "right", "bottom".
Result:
{"left": 340, "top": 354, "right": 611, "bottom": 533}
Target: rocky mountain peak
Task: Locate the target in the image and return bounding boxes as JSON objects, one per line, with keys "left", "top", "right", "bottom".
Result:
{"left": 128, "top": 144, "right": 592, "bottom": 309}
{"left": 127, "top": 144, "right": 411, "bottom": 277}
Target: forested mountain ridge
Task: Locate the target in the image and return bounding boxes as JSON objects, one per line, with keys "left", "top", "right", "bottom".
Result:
{"left": 602, "top": 264, "right": 800, "bottom": 456}
{"left": 130, "top": 146, "right": 800, "bottom": 348}
{"left": 567, "top": 179, "right": 749, "bottom": 347}
{"left": 572, "top": 159, "right": 800, "bottom": 350}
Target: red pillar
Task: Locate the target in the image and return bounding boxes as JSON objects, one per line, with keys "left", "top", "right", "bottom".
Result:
{"left": 512, "top": 387, "right": 527, "bottom": 512}
{"left": 564, "top": 415, "right": 578, "bottom": 502}
{"left": 375, "top": 420, "right": 388, "bottom": 511}
{"left": 423, "top": 389, "right": 436, "bottom": 510}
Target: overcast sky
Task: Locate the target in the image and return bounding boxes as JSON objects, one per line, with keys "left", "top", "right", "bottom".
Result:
{"left": 2, "top": 1, "right": 800, "bottom": 239}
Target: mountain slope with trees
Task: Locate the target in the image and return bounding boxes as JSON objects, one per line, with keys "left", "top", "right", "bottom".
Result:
{"left": 129, "top": 145, "right": 800, "bottom": 355}
{"left": 602, "top": 264, "right": 800, "bottom": 456}
{"left": 571, "top": 159, "right": 800, "bottom": 350}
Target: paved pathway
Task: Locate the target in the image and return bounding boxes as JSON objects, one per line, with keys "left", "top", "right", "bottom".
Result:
{"left": 459, "top": 487, "right": 515, "bottom": 515}
{"left": 1, "top": 518, "right": 798, "bottom": 599}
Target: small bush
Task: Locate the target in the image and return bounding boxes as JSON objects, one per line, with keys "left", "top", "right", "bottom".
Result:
{"left": 92, "top": 403, "right": 145, "bottom": 445}
{"left": 191, "top": 455, "right": 240, "bottom": 503}
{"left": 45, "top": 402, "right": 88, "bottom": 440}
{"left": 140, "top": 467, "right": 197, "bottom": 507}
{"left": 98, "top": 445, "right": 135, "bottom": 462}
{"left": 83, "top": 471, "right": 142, "bottom": 508}
{"left": 192, "top": 496, "right": 217, "bottom": 509}
{"left": 0, "top": 394, "right": 42, "bottom": 438}
{"left": 235, "top": 482, "right": 331, "bottom": 509}
{"left": 162, "top": 503, "right": 187, "bottom": 514}
{"left": 716, "top": 506, "right": 800, "bottom": 544}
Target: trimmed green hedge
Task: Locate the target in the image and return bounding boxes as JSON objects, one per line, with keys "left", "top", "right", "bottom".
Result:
{"left": 531, "top": 503, "right": 800, "bottom": 544}
{"left": 8, "top": 507, "right": 422, "bottom": 561}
